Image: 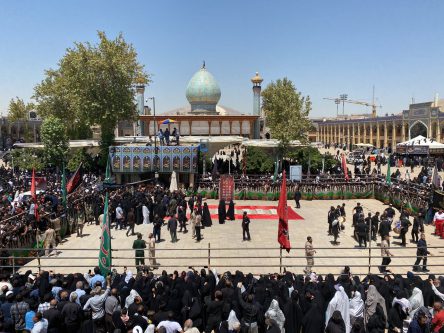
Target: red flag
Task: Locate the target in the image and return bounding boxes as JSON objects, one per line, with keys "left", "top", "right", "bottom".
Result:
{"left": 342, "top": 154, "right": 349, "bottom": 181}
{"left": 67, "top": 163, "right": 82, "bottom": 193}
{"left": 278, "top": 170, "right": 291, "bottom": 252}
{"left": 31, "top": 169, "right": 36, "bottom": 201}
{"left": 31, "top": 169, "right": 39, "bottom": 221}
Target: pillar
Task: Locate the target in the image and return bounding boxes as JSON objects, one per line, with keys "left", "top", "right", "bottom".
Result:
{"left": 384, "top": 122, "right": 388, "bottom": 148}
{"left": 363, "top": 124, "right": 367, "bottom": 143}
{"left": 401, "top": 121, "right": 405, "bottom": 142}
{"left": 437, "top": 121, "right": 441, "bottom": 142}
{"left": 392, "top": 120, "right": 396, "bottom": 151}
{"left": 352, "top": 123, "right": 355, "bottom": 144}
{"left": 357, "top": 124, "right": 361, "bottom": 143}
{"left": 135, "top": 85, "right": 145, "bottom": 136}
{"left": 251, "top": 72, "right": 263, "bottom": 139}
{"left": 376, "top": 122, "right": 380, "bottom": 148}
{"left": 347, "top": 124, "right": 350, "bottom": 146}
{"left": 370, "top": 123, "right": 373, "bottom": 146}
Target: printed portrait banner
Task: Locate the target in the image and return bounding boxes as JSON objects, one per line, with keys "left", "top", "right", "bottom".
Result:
{"left": 109, "top": 145, "right": 199, "bottom": 173}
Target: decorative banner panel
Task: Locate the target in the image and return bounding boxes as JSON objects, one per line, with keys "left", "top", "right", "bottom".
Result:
{"left": 219, "top": 175, "right": 235, "bottom": 201}
{"left": 109, "top": 145, "right": 199, "bottom": 173}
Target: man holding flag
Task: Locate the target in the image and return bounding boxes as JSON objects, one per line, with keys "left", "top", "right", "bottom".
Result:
{"left": 278, "top": 170, "right": 291, "bottom": 253}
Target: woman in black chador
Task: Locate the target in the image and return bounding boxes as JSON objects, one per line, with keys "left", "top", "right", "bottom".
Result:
{"left": 202, "top": 202, "right": 213, "bottom": 227}
{"left": 226, "top": 199, "right": 235, "bottom": 220}
{"left": 218, "top": 199, "right": 226, "bottom": 224}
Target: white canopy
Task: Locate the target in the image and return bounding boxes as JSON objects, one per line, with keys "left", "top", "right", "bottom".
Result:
{"left": 397, "top": 135, "right": 444, "bottom": 148}
{"left": 241, "top": 139, "right": 304, "bottom": 148}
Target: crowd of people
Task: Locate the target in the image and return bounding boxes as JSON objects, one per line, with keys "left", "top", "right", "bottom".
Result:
{"left": 1, "top": 265, "right": 444, "bottom": 332}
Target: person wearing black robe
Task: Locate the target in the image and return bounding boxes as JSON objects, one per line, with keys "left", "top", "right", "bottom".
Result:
{"left": 284, "top": 290, "right": 303, "bottom": 333}
{"left": 202, "top": 202, "right": 213, "bottom": 227}
{"left": 302, "top": 291, "right": 324, "bottom": 333}
{"left": 218, "top": 199, "right": 226, "bottom": 224}
{"left": 325, "top": 310, "right": 346, "bottom": 333}
{"left": 226, "top": 200, "right": 235, "bottom": 220}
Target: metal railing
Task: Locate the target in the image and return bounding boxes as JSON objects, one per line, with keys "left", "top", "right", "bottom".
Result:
{"left": 2, "top": 243, "right": 444, "bottom": 277}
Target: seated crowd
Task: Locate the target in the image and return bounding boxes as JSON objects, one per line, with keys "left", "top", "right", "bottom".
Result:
{"left": 0, "top": 266, "right": 444, "bottom": 333}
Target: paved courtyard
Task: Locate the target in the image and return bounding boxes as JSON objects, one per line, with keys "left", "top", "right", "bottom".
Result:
{"left": 22, "top": 198, "right": 444, "bottom": 276}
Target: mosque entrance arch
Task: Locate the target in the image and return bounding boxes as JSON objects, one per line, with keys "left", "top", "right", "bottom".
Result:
{"left": 409, "top": 121, "right": 428, "bottom": 139}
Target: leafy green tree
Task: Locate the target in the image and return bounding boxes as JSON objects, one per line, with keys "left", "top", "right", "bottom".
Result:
{"left": 10, "top": 149, "right": 45, "bottom": 171}
{"left": 8, "top": 97, "right": 34, "bottom": 122}
{"left": 245, "top": 147, "right": 274, "bottom": 173}
{"left": 67, "top": 148, "right": 94, "bottom": 172}
{"left": 261, "top": 78, "right": 313, "bottom": 155}
{"left": 287, "top": 147, "right": 338, "bottom": 174}
{"left": 34, "top": 31, "right": 150, "bottom": 163}
{"left": 41, "top": 116, "right": 69, "bottom": 166}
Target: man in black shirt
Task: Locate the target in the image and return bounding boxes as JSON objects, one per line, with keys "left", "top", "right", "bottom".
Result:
{"left": 385, "top": 204, "right": 396, "bottom": 220}
{"left": 379, "top": 218, "right": 391, "bottom": 241}
{"left": 356, "top": 219, "right": 368, "bottom": 248}
{"left": 242, "top": 212, "right": 251, "bottom": 241}
{"left": 413, "top": 233, "right": 431, "bottom": 272}
{"left": 371, "top": 212, "right": 380, "bottom": 241}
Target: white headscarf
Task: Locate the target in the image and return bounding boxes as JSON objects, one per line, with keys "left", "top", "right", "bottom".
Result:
{"left": 392, "top": 297, "right": 411, "bottom": 315}
{"left": 349, "top": 291, "right": 364, "bottom": 319}
{"left": 266, "top": 299, "right": 285, "bottom": 332}
{"left": 125, "top": 289, "right": 141, "bottom": 308}
{"left": 227, "top": 310, "right": 240, "bottom": 330}
{"left": 144, "top": 324, "right": 155, "bottom": 333}
{"left": 326, "top": 286, "right": 350, "bottom": 333}
{"left": 212, "top": 268, "right": 220, "bottom": 286}
{"left": 408, "top": 287, "right": 424, "bottom": 318}
{"left": 125, "top": 271, "right": 133, "bottom": 284}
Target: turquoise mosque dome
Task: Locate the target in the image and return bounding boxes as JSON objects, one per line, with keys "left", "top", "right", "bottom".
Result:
{"left": 186, "top": 63, "right": 221, "bottom": 114}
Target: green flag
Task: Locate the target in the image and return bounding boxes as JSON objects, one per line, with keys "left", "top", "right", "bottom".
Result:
{"left": 99, "top": 157, "right": 112, "bottom": 275}
{"left": 61, "top": 163, "right": 67, "bottom": 209}
{"left": 386, "top": 159, "right": 391, "bottom": 185}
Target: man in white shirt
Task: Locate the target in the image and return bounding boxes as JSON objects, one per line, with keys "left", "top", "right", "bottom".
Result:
{"left": 115, "top": 204, "right": 124, "bottom": 230}
{"left": 434, "top": 208, "right": 444, "bottom": 238}
{"left": 157, "top": 312, "right": 184, "bottom": 333}
{"left": 142, "top": 204, "right": 150, "bottom": 224}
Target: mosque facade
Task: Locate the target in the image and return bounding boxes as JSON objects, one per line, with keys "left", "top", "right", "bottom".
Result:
{"left": 137, "top": 64, "right": 263, "bottom": 139}
{"left": 312, "top": 98, "right": 444, "bottom": 150}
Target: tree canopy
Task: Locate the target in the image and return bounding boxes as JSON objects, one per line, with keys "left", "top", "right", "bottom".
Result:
{"left": 261, "top": 78, "right": 313, "bottom": 155}
{"left": 33, "top": 31, "right": 150, "bottom": 161}
{"left": 8, "top": 97, "right": 34, "bottom": 122}
{"left": 245, "top": 147, "right": 275, "bottom": 174}
{"left": 41, "top": 116, "right": 69, "bottom": 167}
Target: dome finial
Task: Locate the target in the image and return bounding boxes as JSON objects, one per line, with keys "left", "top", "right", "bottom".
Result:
{"left": 202, "top": 60, "right": 206, "bottom": 69}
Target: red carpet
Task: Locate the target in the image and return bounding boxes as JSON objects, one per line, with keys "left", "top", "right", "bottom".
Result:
{"left": 204, "top": 205, "right": 304, "bottom": 220}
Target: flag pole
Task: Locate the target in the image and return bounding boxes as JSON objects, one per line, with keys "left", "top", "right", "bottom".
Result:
{"left": 279, "top": 246, "right": 283, "bottom": 274}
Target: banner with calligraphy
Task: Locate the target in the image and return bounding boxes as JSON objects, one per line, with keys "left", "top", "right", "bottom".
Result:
{"left": 109, "top": 145, "right": 199, "bottom": 173}
{"left": 219, "top": 175, "right": 235, "bottom": 201}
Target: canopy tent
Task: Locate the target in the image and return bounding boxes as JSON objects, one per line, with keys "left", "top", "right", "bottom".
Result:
{"left": 158, "top": 118, "right": 177, "bottom": 125}
{"left": 241, "top": 139, "right": 304, "bottom": 148}
{"left": 396, "top": 135, "right": 444, "bottom": 154}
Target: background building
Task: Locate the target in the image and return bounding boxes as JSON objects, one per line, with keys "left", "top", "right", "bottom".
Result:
{"left": 137, "top": 64, "right": 261, "bottom": 139}
{"left": 314, "top": 97, "right": 444, "bottom": 150}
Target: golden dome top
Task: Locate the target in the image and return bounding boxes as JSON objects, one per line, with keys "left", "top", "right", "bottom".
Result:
{"left": 251, "top": 72, "right": 263, "bottom": 84}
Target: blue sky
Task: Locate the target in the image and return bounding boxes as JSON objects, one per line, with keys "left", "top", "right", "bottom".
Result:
{"left": 1, "top": 0, "right": 443, "bottom": 118}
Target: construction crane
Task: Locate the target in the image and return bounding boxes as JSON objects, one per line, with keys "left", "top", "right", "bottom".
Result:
{"left": 344, "top": 99, "right": 382, "bottom": 118}
{"left": 323, "top": 88, "right": 382, "bottom": 118}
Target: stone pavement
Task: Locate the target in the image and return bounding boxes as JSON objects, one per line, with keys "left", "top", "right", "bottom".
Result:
{"left": 21, "top": 199, "right": 444, "bottom": 277}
